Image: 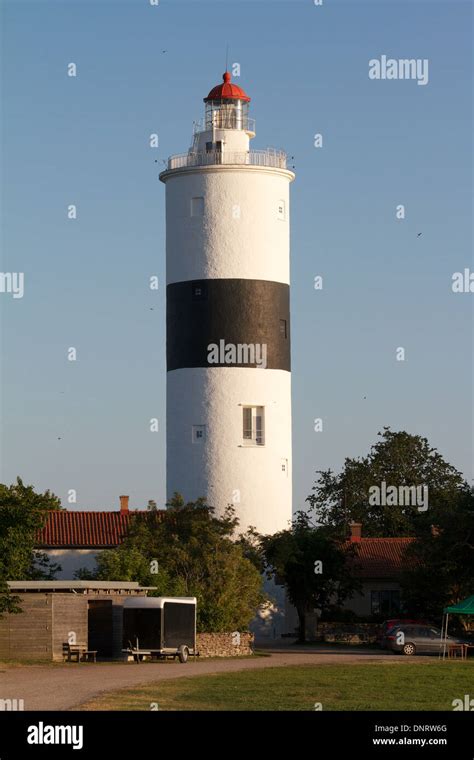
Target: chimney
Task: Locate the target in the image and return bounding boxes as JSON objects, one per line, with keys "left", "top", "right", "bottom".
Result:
{"left": 119, "top": 495, "right": 129, "bottom": 513}
{"left": 350, "top": 522, "right": 362, "bottom": 543}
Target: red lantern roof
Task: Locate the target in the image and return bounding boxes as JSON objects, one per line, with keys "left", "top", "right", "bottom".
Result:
{"left": 204, "top": 72, "right": 251, "bottom": 103}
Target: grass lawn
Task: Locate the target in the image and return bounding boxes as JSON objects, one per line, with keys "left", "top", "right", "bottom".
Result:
{"left": 78, "top": 661, "right": 474, "bottom": 711}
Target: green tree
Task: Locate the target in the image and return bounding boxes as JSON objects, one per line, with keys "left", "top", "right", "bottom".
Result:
{"left": 306, "top": 428, "right": 465, "bottom": 537}
{"left": 79, "top": 495, "right": 265, "bottom": 632}
{"left": 400, "top": 487, "right": 474, "bottom": 625}
{"left": 262, "top": 512, "right": 361, "bottom": 642}
{"left": 235, "top": 525, "right": 266, "bottom": 574}
{"left": 0, "top": 478, "right": 62, "bottom": 615}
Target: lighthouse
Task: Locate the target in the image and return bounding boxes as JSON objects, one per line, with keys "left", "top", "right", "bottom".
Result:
{"left": 160, "top": 71, "right": 294, "bottom": 536}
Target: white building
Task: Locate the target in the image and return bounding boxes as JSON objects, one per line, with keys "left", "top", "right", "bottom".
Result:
{"left": 160, "top": 71, "right": 295, "bottom": 536}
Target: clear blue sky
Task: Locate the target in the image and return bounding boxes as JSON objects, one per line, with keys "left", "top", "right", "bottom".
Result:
{"left": 0, "top": 0, "right": 472, "bottom": 515}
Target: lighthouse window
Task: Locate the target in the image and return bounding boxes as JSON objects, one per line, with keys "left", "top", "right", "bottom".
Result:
{"left": 192, "top": 282, "right": 207, "bottom": 300}
{"left": 279, "top": 319, "right": 287, "bottom": 338}
{"left": 191, "top": 197, "right": 204, "bottom": 216}
{"left": 192, "top": 425, "right": 206, "bottom": 444}
{"left": 242, "top": 406, "right": 265, "bottom": 446}
{"left": 277, "top": 200, "right": 286, "bottom": 221}
{"left": 205, "top": 141, "right": 222, "bottom": 153}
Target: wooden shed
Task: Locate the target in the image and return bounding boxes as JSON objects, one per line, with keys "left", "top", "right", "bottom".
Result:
{"left": 1, "top": 581, "right": 156, "bottom": 661}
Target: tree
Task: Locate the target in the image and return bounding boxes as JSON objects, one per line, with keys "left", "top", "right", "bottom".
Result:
{"left": 400, "top": 486, "right": 474, "bottom": 625}
{"left": 0, "top": 478, "right": 62, "bottom": 615}
{"left": 261, "top": 512, "right": 361, "bottom": 642}
{"left": 306, "top": 428, "right": 466, "bottom": 537}
{"left": 235, "top": 525, "right": 266, "bottom": 574}
{"left": 79, "top": 495, "right": 265, "bottom": 632}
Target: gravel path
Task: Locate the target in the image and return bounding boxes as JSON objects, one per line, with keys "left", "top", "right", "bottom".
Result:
{"left": 0, "top": 650, "right": 409, "bottom": 711}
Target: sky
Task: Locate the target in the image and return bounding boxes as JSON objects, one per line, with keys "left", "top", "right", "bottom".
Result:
{"left": 0, "top": 0, "right": 472, "bottom": 514}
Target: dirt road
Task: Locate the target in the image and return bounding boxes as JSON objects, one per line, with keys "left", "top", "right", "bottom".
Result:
{"left": 0, "top": 649, "right": 407, "bottom": 711}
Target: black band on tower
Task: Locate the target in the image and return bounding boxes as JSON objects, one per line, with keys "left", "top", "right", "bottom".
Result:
{"left": 167, "top": 278, "right": 291, "bottom": 371}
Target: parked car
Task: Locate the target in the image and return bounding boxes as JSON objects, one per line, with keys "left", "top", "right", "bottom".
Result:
{"left": 386, "top": 624, "right": 471, "bottom": 656}
{"left": 377, "top": 619, "right": 428, "bottom": 648}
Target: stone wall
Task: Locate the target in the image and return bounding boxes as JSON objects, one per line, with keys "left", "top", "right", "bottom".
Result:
{"left": 196, "top": 632, "right": 254, "bottom": 657}
{"left": 316, "top": 622, "right": 379, "bottom": 644}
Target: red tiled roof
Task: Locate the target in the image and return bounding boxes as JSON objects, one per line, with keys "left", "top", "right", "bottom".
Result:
{"left": 344, "top": 538, "right": 414, "bottom": 578}
{"left": 37, "top": 512, "right": 414, "bottom": 579}
{"left": 36, "top": 510, "right": 162, "bottom": 548}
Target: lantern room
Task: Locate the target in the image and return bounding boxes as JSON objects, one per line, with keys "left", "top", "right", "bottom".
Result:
{"left": 203, "top": 72, "right": 253, "bottom": 132}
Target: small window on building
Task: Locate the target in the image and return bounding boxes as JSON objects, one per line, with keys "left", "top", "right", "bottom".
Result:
{"left": 192, "top": 425, "right": 206, "bottom": 443}
{"left": 279, "top": 319, "right": 287, "bottom": 338}
{"left": 191, "top": 282, "right": 207, "bottom": 301}
{"left": 191, "top": 197, "right": 204, "bottom": 216}
{"left": 277, "top": 200, "right": 286, "bottom": 221}
{"left": 205, "top": 141, "right": 222, "bottom": 153}
{"left": 242, "top": 406, "right": 264, "bottom": 446}
{"left": 281, "top": 458, "right": 288, "bottom": 475}
{"left": 371, "top": 590, "right": 400, "bottom": 616}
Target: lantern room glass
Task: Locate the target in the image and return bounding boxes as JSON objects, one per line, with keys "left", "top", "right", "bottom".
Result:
{"left": 205, "top": 99, "right": 249, "bottom": 131}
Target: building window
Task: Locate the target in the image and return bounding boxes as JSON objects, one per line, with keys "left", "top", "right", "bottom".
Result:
{"left": 281, "top": 458, "right": 288, "bottom": 475}
{"left": 205, "top": 141, "right": 222, "bottom": 153}
{"left": 371, "top": 590, "right": 400, "bottom": 616}
{"left": 277, "top": 200, "right": 286, "bottom": 220}
{"left": 191, "top": 282, "right": 207, "bottom": 301}
{"left": 242, "top": 406, "right": 264, "bottom": 446}
{"left": 191, "top": 197, "right": 204, "bottom": 216}
{"left": 279, "top": 319, "right": 287, "bottom": 338}
{"left": 192, "top": 425, "right": 206, "bottom": 444}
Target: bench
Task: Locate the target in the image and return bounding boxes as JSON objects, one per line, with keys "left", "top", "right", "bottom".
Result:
{"left": 62, "top": 642, "right": 97, "bottom": 663}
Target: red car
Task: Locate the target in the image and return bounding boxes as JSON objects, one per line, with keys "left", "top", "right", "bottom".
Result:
{"left": 377, "top": 618, "right": 429, "bottom": 648}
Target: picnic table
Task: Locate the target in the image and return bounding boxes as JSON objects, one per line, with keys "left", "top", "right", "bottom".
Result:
{"left": 461, "top": 643, "right": 474, "bottom": 659}
{"left": 447, "top": 643, "right": 474, "bottom": 660}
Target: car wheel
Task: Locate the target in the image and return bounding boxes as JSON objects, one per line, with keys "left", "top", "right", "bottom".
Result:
{"left": 178, "top": 645, "right": 189, "bottom": 663}
{"left": 402, "top": 642, "right": 416, "bottom": 656}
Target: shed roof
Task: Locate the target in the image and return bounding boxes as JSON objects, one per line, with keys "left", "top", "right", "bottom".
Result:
{"left": 7, "top": 581, "right": 156, "bottom": 592}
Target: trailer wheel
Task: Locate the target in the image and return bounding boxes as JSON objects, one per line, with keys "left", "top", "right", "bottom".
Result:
{"left": 178, "top": 645, "right": 189, "bottom": 663}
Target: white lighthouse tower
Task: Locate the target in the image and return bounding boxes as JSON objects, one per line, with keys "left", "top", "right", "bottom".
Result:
{"left": 160, "top": 71, "right": 294, "bottom": 536}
